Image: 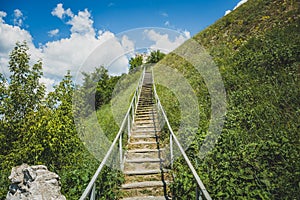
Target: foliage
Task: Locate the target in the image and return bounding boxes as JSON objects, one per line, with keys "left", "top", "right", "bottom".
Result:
{"left": 146, "top": 50, "right": 165, "bottom": 64}
{"left": 156, "top": 0, "right": 300, "bottom": 199}
{"left": 129, "top": 54, "right": 143, "bottom": 73}
{"left": 0, "top": 42, "right": 124, "bottom": 199}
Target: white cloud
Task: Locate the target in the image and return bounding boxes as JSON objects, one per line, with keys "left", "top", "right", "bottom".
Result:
{"left": 225, "top": 10, "right": 231, "bottom": 16}
{"left": 41, "top": 34, "right": 101, "bottom": 77}
{"left": 14, "top": 9, "right": 22, "bottom": 18}
{"left": 234, "top": 0, "right": 248, "bottom": 10}
{"left": 183, "top": 30, "right": 191, "bottom": 39}
{"left": 225, "top": 0, "right": 248, "bottom": 16}
{"left": 144, "top": 29, "right": 190, "bottom": 53}
{"left": 0, "top": 11, "right": 7, "bottom": 23}
{"left": 0, "top": 10, "right": 42, "bottom": 79}
{"left": 48, "top": 29, "right": 59, "bottom": 37}
{"left": 97, "top": 30, "right": 114, "bottom": 40}
{"left": 13, "top": 9, "right": 24, "bottom": 26}
{"left": 121, "top": 35, "right": 135, "bottom": 53}
{"left": 51, "top": 3, "right": 73, "bottom": 19}
{"left": 67, "top": 9, "right": 95, "bottom": 36}
{"left": 0, "top": 13, "right": 33, "bottom": 55}
{"left": 41, "top": 6, "right": 131, "bottom": 82}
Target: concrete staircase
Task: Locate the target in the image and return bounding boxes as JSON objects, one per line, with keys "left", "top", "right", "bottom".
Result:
{"left": 121, "top": 71, "right": 171, "bottom": 200}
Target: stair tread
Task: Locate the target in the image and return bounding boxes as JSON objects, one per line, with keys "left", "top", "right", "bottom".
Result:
{"left": 129, "top": 141, "right": 157, "bottom": 145}
{"left": 135, "top": 120, "right": 158, "bottom": 123}
{"left": 124, "top": 169, "right": 168, "bottom": 175}
{"left": 122, "top": 181, "right": 168, "bottom": 189}
{"left": 134, "top": 125, "right": 158, "bottom": 128}
{"left": 127, "top": 148, "right": 165, "bottom": 153}
{"left": 131, "top": 134, "right": 158, "bottom": 138}
{"left": 125, "top": 158, "right": 163, "bottom": 163}
{"left": 122, "top": 197, "right": 167, "bottom": 200}
{"left": 132, "top": 130, "right": 160, "bottom": 133}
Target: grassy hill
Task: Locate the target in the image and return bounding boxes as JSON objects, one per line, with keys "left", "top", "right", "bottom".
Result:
{"left": 156, "top": 0, "right": 299, "bottom": 199}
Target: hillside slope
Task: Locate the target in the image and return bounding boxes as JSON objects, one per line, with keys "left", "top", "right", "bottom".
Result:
{"left": 156, "top": 0, "right": 299, "bottom": 199}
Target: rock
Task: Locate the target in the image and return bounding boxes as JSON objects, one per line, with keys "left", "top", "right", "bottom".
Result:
{"left": 6, "top": 164, "right": 66, "bottom": 200}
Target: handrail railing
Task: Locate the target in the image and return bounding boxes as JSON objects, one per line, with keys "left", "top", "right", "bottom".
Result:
{"left": 80, "top": 66, "right": 146, "bottom": 200}
{"left": 152, "top": 67, "right": 212, "bottom": 200}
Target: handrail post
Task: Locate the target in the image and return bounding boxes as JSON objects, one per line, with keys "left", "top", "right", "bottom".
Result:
{"left": 132, "top": 102, "right": 135, "bottom": 123}
{"left": 119, "top": 134, "right": 123, "bottom": 170}
{"left": 196, "top": 186, "right": 202, "bottom": 200}
{"left": 90, "top": 184, "right": 96, "bottom": 200}
{"left": 170, "top": 133, "right": 173, "bottom": 168}
{"left": 127, "top": 114, "right": 131, "bottom": 142}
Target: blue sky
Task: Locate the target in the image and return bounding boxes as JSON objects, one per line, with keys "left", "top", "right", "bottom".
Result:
{"left": 0, "top": 0, "right": 247, "bottom": 90}
{"left": 1, "top": 0, "right": 242, "bottom": 45}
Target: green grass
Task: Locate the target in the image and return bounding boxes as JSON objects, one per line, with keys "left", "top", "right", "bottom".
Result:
{"left": 155, "top": 0, "right": 300, "bottom": 199}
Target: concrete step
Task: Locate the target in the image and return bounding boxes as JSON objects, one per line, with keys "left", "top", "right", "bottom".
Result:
{"left": 124, "top": 169, "right": 169, "bottom": 175}
{"left": 136, "top": 109, "right": 156, "bottom": 112}
{"left": 133, "top": 124, "right": 158, "bottom": 128}
{"left": 135, "top": 112, "right": 157, "bottom": 116}
{"left": 125, "top": 158, "right": 163, "bottom": 163}
{"left": 137, "top": 103, "right": 154, "bottom": 106}
{"left": 126, "top": 151, "right": 162, "bottom": 160}
{"left": 130, "top": 138, "right": 156, "bottom": 143}
{"left": 122, "top": 187, "right": 167, "bottom": 198}
{"left": 135, "top": 117, "right": 157, "bottom": 121}
{"left": 123, "top": 160, "right": 162, "bottom": 171}
{"left": 127, "top": 148, "right": 165, "bottom": 153}
{"left": 132, "top": 128, "right": 160, "bottom": 133}
{"left": 132, "top": 129, "right": 160, "bottom": 133}
{"left": 135, "top": 111, "right": 157, "bottom": 115}
{"left": 136, "top": 109, "right": 155, "bottom": 113}
{"left": 134, "top": 120, "right": 159, "bottom": 125}
{"left": 130, "top": 134, "right": 158, "bottom": 138}
{"left": 136, "top": 106, "right": 154, "bottom": 109}
{"left": 135, "top": 115, "right": 157, "bottom": 119}
{"left": 128, "top": 141, "right": 158, "bottom": 149}
{"left": 122, "top": 196, "right": 168, "bottom": 200}
{"left": 124, "top": 172, "right": 171, "bottom": 183}
{"left": 130, "top": 133, "right": 160, "bottom": 142}
{"left": 129, "top": 141, "right": 157, "bottom": 145}
{"left": 130, "top": 135, "right": 157, "bottom": 143}
{"left": 122, "top": 181, "right": 168, "bottom": 189}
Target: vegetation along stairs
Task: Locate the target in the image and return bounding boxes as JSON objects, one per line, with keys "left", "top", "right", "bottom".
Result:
{"left": 121, "top": 70, "right": 171, "bottom": 199}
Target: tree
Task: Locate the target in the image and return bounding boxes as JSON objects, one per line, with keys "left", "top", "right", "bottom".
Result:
{"left": 146, "top": 50, "right": 165, "bottom": 63}
{"left": 0, "top": 41, "right": 45, "bottom": 158}
{"left": 73, "top": 66, "right": 121, "bottom": 118}
{"left": 0, "top": 42, "right": 100, "bottom": 199}
{"left": 4, "top": 41, "right": 45, "bottom": 122}
{"left": 0, "top": 42, "right": 46, "bottom": 196}
{"left": 129, "top": 54, "right": 143, "bottom": 73}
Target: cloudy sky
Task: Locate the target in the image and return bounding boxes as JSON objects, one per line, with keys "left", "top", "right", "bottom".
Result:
{"left": 0, "top": 0, "right": 247, "bottom": 90}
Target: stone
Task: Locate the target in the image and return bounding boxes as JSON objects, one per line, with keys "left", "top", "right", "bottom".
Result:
{"left": 6, "top": 164, "right": 66, "bottom": 200}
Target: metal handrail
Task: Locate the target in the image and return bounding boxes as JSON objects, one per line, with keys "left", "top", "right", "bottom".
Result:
{"left": 152, "top": 67, "right": 212, "bottom": 200}
{"left": 80, "top": 66, "right": 146, "bottom": 200}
